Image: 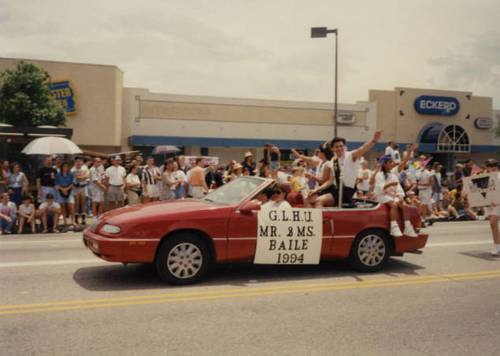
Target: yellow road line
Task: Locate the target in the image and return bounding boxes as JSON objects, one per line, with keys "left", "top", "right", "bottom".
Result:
{"left": 1, "top": 270, "right": 499, "bottom": 316}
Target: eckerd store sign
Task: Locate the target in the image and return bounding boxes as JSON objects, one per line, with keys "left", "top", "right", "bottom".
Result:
{"left": 414, "top": 95, "right": 460, "bottom": 116}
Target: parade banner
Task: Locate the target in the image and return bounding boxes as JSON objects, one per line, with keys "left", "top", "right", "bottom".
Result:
{"left": 463, "top": 172, "right": 500, "bottom": 208}
{"left": 184, "top": 156, "right": 219, "bottom": 167}
{"left": 254, "top": 207, "right": 322, "bottom": 265}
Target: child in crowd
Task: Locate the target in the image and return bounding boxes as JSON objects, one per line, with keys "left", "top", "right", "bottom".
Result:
{"left": 290, "top": 166, "right": 308, "bottom": 197}
{"left": 17, "top": 195, "right": 36, "bottom": 234}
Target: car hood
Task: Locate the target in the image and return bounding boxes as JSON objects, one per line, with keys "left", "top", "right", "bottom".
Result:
{"left": 101, "top": 199, "right": 220, "bottom": 224}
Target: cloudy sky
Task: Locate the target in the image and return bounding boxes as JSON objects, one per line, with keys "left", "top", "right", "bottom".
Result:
{"left": 1, "top": 0, "right": 499, "bottom": 107}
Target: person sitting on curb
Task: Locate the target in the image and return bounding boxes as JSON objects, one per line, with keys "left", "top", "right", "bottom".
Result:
{"left": 17, "top": 195, "right": 36, "bottom": 234}
{"left": 36, "top": 193, "right": 62, "bottom": 233}
{"left": 0, "top": 192, "right": 17, "bottom": 234}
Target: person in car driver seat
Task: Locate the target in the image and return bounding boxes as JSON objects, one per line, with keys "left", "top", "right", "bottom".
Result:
{"left": 262, "top": 184, "right": 291, "bottom": 209}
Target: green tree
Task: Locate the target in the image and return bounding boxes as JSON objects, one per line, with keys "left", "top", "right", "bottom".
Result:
{"left": 0, "top": 61, "right": 66, "bottom": 127}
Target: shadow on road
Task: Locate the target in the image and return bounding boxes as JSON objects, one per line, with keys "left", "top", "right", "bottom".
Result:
{"left": 73, "top": 257, "right": 425, "bottom": 292}
{"left": 459, "top": 250, "right": 499, "bottom": 261}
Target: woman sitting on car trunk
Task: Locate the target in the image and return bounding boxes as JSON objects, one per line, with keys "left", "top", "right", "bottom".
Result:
{"left": 374, "top": 155, "right": 417, "bottom": 238}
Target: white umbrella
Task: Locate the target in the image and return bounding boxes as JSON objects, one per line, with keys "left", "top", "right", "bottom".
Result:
{"left": 152, "top": 145, "right": 181, "bottom": 155}
{"left": 21, "top": 136, "right": 83, "bottom": 155}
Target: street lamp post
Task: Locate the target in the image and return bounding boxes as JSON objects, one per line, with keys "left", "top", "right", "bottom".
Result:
{"left": 311, "top": 27, "right": 338, "bottom": 138}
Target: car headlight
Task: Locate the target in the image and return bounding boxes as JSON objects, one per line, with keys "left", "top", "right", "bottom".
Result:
{"left": 100, "top": 224, "right": 121, "bottom": 235}
{"left": 89, "top": 218, "right": 101, "bottom": 232}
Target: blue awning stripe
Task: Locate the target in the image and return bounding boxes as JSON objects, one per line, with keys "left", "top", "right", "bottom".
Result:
{"left": 129, "top": 135, "right": 498, "bottom": 153}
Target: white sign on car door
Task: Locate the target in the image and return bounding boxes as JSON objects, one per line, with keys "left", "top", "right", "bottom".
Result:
{"left": 254, "top": 207, "right": 323, "bottom": 264}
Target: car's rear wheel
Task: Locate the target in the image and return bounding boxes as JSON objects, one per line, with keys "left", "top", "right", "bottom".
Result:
{"left": 349, "top": 229, "right": 390, "bottom": 272}
{"left": 155, "top": 233, "right": 210, "bottom": 285}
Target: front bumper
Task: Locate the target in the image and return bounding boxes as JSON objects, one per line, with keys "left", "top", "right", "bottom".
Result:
{"left": 83, "top": 228, "right": 159, "bottom": 263}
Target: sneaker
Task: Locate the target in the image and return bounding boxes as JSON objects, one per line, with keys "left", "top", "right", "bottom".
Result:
{"left": 492, "top": 250, "right": 500, "bottom": 257}
{"left": 390, "top": 224, "right": 403, "bottom": 237}
{"left": 404, "top": 224, "right": 418, "bottom": 238}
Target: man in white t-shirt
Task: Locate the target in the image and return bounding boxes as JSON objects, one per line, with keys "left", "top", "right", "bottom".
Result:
{"left": 329, "top": 130, "right": 383, "bottom": 205}
{"left": 105, "top": 156, "right": 127, "bottom": 210}
{"left": 173, "top": 162, "right": 188, "bottom": 199}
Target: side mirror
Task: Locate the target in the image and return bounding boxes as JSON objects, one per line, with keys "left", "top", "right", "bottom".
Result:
{"left": 239, "top": 200, "right": 261, "bottom": 214}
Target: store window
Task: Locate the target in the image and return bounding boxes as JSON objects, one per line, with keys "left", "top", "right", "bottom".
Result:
{"left": 437, "top": 125, "right": 470, "bottom": 153}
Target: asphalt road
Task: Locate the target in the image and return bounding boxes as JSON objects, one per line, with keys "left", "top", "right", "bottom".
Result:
{"left": 1, "top": 221, "right": 499, "bottom": 355}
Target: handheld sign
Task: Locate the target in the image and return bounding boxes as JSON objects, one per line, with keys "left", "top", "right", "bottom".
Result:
{"left": 254, "top": 207, "right": 323, "bottom": 265}
{"left": 462, "top": 172, "right": 500, "bottom": 208}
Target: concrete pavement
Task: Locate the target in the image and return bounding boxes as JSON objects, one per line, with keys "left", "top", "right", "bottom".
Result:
{"left": 0, "top": 221, "right": 499, "bottom": 355}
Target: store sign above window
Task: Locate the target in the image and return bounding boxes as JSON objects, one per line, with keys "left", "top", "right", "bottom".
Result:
{"left": 49, "top": 80, "right": 78, "bottom": 116}
{"left": 474, "top": 117, "right": 492, "bottom": 129}
{"left": 414, "top": 95, "right": 459, "bottom": 116}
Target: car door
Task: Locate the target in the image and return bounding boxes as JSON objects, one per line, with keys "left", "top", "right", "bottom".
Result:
{"left": 226, "top": 203, "right": 336, "bottom": 263}
{"left": 226, "top": 204, "right": 259, "bottom": 262}
{"left": 322, "top": 208, "right": 359, "bottom": 259}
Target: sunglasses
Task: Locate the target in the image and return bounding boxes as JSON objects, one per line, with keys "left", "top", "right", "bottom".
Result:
{"left": 273, "top": 190, "right": 284, "bottom": 195}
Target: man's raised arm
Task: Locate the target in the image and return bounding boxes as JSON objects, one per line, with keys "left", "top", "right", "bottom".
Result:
{"left": 352, "top": 130, "right": 383, "bottom": 161}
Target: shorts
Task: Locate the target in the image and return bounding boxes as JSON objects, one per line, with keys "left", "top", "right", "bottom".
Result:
{"left": 41, "top": 186, "right": 57, "bottom": 203}
{"left": 378, "top": 194, "right": 400, "bottom": 204}
{"left": 146, "top": 184, "right": 160, "bottom": 198}
{"left": 269, "top": 161, "right": 280, "bottom": 170}
{"left": 485, "top": 206, "right": 500, "bottom": 217}
{"left": 107, "top": 186, "right": 124, "bottom": 203}
{"left": 317, "top": 185, "right": 336, "bottom": 197}
{"left": 73, "top": 186, "right": 88, "bottom": 197}
{"left": 191, "top": 186, "right": 205, "bottom": 199}
{"left": 56, "top": 189, "right": 74, "bottom": 204}
{"left": 90, "top": 186, "right": 104, "bottom": 203}
{"left": 419, "top": 189, "right": 432, "bottom": 207}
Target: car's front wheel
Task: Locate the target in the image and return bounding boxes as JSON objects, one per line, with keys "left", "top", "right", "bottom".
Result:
{"left": 155, "top": 233, "right": 210, "bottom": 285}
{"left": 349, "top": 229, "right": 390, "bottom": 272}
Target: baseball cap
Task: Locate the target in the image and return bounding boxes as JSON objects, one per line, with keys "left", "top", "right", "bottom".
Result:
{"left": 112, "top": 155, "right": 121, "bottom": 161}
{"left": 379, "top": 155, "right": 392, "bottom": 166}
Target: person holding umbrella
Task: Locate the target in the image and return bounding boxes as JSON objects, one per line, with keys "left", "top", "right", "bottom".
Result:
{"left": 36, "top": 156, "right": 58, "bottom": 203}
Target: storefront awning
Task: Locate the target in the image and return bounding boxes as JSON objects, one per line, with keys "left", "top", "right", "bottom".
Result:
{"left": 129, "top": 135, "right": 389, "bottom": 151}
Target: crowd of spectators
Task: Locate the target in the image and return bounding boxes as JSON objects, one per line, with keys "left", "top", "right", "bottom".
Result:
{"left": 0, "top": 141, "right": 498, "bottom": 239}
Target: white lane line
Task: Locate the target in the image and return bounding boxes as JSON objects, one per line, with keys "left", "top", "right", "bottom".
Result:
{"left": 0, "top": 259, "right": 108, "bottom": 268}
{"left": 0, "top": 241, "right": 494, "bottom": 268}
{"left": 426, "top": 240, "right": 491, "bottom": 247}
{"left": 0, "top": 239, "right": 82, "bottom": 246}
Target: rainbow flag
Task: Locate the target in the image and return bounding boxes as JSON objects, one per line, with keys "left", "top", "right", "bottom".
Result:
{"left": 417, "top": 157, "right": 432, "bottom": 169}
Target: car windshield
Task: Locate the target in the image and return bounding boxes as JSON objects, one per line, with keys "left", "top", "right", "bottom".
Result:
{"left": 202, "top": 177, "right": 265, "bottom": 205}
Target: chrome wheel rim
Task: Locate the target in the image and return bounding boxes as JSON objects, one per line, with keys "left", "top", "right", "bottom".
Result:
{"left": 357, "top": 234, "right": 386, "bottom": 267}
{"left": 167, "top": 243, "right": 203, "bottom": 279}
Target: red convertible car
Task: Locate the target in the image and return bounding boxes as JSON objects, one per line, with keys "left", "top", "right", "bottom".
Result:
{"left": 83, "top": 177, "right": 428, "bottom": 285}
